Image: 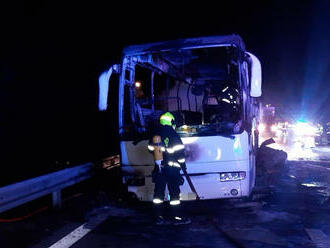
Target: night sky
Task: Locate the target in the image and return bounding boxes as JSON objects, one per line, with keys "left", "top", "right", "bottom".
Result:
{"left": 1, "top": 1, "right": 330, "bottom": 185}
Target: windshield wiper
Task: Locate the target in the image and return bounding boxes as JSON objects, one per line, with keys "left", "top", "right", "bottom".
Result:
{"left": 201, "top": 132, "right": 235, "bottom": 139}
{"left": 198, "top": 125, "right": 235, "bottom": 139}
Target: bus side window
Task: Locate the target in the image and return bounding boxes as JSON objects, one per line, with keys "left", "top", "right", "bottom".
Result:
{"left": 124, "top": 84, "right": 133, "bottom": 127}
{"left": 134, "top": 65, "right": 152, "bottom": 109}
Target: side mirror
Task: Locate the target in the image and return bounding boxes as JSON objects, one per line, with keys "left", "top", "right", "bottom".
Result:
{"left": 98, "top": 65, "right": 119, "bottom": 111}
{"left": 246, "top": 52, "right": 262, "bottom": 97}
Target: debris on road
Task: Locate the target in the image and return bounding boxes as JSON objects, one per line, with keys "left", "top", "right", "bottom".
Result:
{"left": 305, "top": 228, "right": 330, "bottom": 248}
{"left": 256, "top": 138, "right": 288, "bottom": 187}
{"left": 231, "top": 201, "right": 263, "bottom": 210}
{"left": 255, "top": 210, "right": 300, "bottom": 223}
{"left": 220, "top": 226, "right": 288, "bottom": 247}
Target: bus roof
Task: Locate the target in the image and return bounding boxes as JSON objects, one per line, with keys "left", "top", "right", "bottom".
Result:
{"left": 123, "top": 34, "right": 245, "bottom": 56}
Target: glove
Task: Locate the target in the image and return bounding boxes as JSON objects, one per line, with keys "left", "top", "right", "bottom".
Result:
{"left": 155, "top": 160, "right": 162, "bottom": 172}
{"left": 180, "top": 162, "right": 187, "bottom": 171}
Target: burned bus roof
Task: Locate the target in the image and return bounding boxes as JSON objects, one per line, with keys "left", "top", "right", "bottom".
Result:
{"left": 123, "top": 34, "right": 245, "bottom": 56}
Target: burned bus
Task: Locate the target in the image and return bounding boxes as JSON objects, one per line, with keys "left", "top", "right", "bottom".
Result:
{"left": 99, "top": 35, "right": 262, "bottom": 201}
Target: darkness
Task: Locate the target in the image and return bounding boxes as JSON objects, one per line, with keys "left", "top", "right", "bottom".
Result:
{"left": 1, "top": 1, "right": 330, "bottom": 185}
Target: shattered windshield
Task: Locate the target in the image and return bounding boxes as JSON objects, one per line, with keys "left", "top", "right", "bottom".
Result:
{"left": 176, "top": 78, "right": 242, "bottom": 137}
{"left": 129, "top": 46, "right": 242, "bottom": 136}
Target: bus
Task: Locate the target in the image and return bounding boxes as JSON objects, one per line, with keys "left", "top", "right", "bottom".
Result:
{"left": 98, "top": 34, "right": 262, "bottom": 201}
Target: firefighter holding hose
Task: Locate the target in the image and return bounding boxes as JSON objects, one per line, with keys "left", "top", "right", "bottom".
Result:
{"left": 147, "top": 112, "right": 191, "bottom": 225}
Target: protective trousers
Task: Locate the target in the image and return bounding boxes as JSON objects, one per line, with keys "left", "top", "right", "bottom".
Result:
{"left": 152, "top": 165, "right": 183, "bottom": 201}
{"left": 152, "top": 164, "right": 184, "bottom": 218}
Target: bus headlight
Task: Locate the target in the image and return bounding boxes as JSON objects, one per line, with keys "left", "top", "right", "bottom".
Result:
{"left": 220, "top": 172, "right": 246, "bottom": 182}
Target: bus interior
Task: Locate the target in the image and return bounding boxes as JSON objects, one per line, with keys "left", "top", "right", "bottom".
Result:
{"left": 123, "top": 45, "right": 244, "bottom": 138}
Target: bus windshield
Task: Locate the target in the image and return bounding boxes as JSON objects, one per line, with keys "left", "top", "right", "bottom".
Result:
{"left": 126, "top": 45, "right": 243, "bottom": 137}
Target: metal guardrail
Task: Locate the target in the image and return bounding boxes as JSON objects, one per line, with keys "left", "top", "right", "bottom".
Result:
{"left": 0, "top": 163, "right": 93, "bottom": 214}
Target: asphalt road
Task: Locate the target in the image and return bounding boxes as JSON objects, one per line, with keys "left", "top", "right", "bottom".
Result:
{"left": 1, "top": 146, "right": 330, "bottom": 248}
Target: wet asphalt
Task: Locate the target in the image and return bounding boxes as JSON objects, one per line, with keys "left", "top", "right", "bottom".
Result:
{"left": 1, "top": 146, "right": 330, "bottom": 248}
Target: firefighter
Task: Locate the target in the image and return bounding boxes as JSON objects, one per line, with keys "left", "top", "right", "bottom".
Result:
{"left": 147, "top": 112, "right": 190, "bottom": 225}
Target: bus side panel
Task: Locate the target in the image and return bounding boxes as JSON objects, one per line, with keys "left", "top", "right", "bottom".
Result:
{"left": 120, "top": 131, "right": 255, "bottom": 201}
{"left": 120, "top": 140, "right": 154, "bottom": 167}
{"left": 179, "top": 160, "right": 250, "bottom": 200}
{"left": 182, "top": 131, "right": 250, "bottom": 174}
{"left": 120, "top": 141, "right": 155, "bottom": 201}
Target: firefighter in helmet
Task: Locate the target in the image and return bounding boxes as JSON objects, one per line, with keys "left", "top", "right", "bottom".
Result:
{"left": 147, "top": 112, "right": 190, "bottom": 225}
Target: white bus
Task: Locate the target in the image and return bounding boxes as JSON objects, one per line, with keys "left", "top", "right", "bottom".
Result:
{"left": 99, "top": 35, "right": 262, "bottom": 201}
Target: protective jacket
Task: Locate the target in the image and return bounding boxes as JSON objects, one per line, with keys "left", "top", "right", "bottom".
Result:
{"left": 148, "top": 125, "right": 186, "bottom": 169}
{"left": 148, "top": 124, "right": 186, "bottom": 202}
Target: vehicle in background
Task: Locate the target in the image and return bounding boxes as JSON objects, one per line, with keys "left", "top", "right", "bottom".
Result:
{"left": 258, "top": 104, "right": 276, "bottom": 140}
{"left": 325, "top": 122, "right": 330, "bottom": 144}
{"left": 98, "top": 35, "right": 262, "bottom": 201}
{"left": 315, "top": 122, "right": 329, "bottom": 146}
{"left": 291, "top": 120, "right": 318, "bottom": 148}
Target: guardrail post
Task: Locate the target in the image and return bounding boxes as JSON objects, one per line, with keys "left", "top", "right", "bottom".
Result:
{"left": 0, "top": 162, "right": 92, "bottom": 214}
{"left": 52, "top": 190, "right": 62, "bottom": 208}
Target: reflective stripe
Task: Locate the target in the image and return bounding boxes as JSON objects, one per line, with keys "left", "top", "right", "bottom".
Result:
{"left": 166, "top": 144, "right": 184, "bottom": 154}
{"left": 173, "top": 144, "right": 184, "bottom": 151}
{"left": 170, "top": 200, "right": 181, "bottom": 205}
{"left": 173, "top": 162, "right": 181, "bottom": 168}
{"left": 148, "top": 145, "right": 155, "bottom": 151}
{"left": 168, "top": 161, "right": 181, "bottom": 168}
{"left": 149, "top": 145, "right": 165, "bottom": 151}
{"left": 160, "top": 115, "right": 173, "bottom": 122}
{"left": 178, "top": 158, "right": 185, "bottom": 163}
{"left": 153, "top": 198, "right": 163, "bottom": 204}
{"left": 222, "top": 98, "right": 230, "bottom": 103}
{"left": 166, "top": 147, "right": 174, "bottom": 153}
